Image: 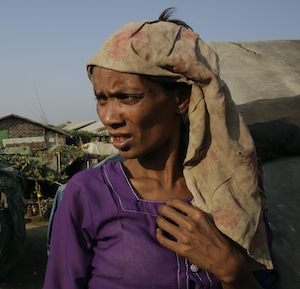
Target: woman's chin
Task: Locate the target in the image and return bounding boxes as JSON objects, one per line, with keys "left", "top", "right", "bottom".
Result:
{"left": 117, "top": 149, "right": 136, "bottom": 160}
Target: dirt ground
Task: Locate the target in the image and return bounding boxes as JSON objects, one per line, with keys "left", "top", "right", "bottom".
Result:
{"left": 0, "top": 218, "right": 49, "bottom": 289}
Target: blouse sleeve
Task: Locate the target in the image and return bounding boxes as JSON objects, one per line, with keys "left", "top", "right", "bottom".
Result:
{"left": 43, "top": 178, "right": 96, "bottom": 289}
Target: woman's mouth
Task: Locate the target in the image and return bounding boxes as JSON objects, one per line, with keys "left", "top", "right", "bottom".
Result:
{"left": 111, "top": 135, "right": 131, "bottom": 150}
{"left": 115, "top": 136, "right": 128, "bottom": 142}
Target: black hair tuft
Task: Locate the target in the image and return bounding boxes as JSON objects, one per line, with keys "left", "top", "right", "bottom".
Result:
{"left": 159, "top": 7, "right": 193, "bottom": 31}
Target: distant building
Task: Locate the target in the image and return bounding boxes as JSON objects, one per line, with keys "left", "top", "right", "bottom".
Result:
{"left": 63, "top": 120, "right": 96, "bottom": 131}
{"left": 64, "top": 120, "right": 109, "bottom": 142}
{"left": 79, "top": 121, "right": 107, "bottom": 134}
{"left": 0, "top": 114, "right": 70, "bottom": 153}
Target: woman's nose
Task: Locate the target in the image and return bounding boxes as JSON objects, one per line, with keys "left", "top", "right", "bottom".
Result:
{"left": 97, "top": 99, "right": 124, "bottom": 128}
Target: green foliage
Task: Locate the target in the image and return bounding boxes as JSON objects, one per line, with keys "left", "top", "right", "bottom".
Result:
{"left": 55, "top": 122, "right": 106, "bottom": 144}
{"left": 68, "top": 129, "right": 102, "bottom": 144}
{"left": 1, "top": 155, "right": 67, "bottom": 183}
{"left": 37, "top": 145, "right": 86, "bottom": 173}
{"left": 54, "top": 123, "right": 68, "bottom": 130}
{"left": 89, "top": 154, "right": 110, "bottom": 163}
{"left": 32, "top": 215, "right": 49, "bottom": 222}
{"left": 37, "top": 144, "right": 85, "bottom": 159}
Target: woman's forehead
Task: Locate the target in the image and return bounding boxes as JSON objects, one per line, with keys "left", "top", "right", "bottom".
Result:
{"left": 92, "top": 66, "right": 150, "bottom": 94}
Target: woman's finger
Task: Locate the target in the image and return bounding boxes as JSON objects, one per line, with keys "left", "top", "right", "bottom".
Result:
{"left": 156, "top": 227, "right": 185, "bottom": 253}
{"left": 156, "top": 215, "right": 180, "bottom": 239}
{"left": 164, "top": 199, "right": 205, "bottom": 217}
{"left": 158, "top": 199, "right": 209, "bottom": 231}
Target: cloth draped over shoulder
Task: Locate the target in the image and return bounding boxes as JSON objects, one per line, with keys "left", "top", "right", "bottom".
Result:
{"left": 86, "top": 20, "right": 273, "bottom": 270}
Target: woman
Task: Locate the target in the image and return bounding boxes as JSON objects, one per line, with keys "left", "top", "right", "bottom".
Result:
{"left": 43, "top": 9, "right": 275, "bottom": 289}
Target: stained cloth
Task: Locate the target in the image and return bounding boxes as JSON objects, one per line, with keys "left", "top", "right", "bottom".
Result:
{"left": 87, "top": 20, "right": 273, "bottom": 269}
{"left": 44, "top": 161, "right": 274, "bottom": 289}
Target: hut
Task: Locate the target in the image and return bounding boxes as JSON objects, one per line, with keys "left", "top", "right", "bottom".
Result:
{"left": 0, "top": 114, "right": 70, "bottom": 153}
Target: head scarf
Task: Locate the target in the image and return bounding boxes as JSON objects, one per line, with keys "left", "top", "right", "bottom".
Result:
{"left": 87, "top": 20, "right": 273, "bottom": 269}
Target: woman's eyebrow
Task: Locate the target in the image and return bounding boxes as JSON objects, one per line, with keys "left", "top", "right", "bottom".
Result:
{"left": 94, "top": 91, "right": 102, "bottom": 97}
{"left": 94, "top": 91, "right": 145, "bottom": 98}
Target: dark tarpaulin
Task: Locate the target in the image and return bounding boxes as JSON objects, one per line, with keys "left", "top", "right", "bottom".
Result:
{"left": 0, "top": 156, "right": 27, "bottom": 278}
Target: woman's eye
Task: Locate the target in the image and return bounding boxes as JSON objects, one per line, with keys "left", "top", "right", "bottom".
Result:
{"left": 95, "top": 95, "right": 107, "bottom": 104}
{"left": 95, "top": 94, "right": 144, "bottom": 105}
{"left": 119, "top": 94, "right": 144, "bottom": 104}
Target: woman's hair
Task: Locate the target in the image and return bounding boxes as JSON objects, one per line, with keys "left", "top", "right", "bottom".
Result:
{"left": 158, "top": 7, "right": 193, "bottom": 31}
{"left": 146, "top": 76, "right": 192, "bottom": 105}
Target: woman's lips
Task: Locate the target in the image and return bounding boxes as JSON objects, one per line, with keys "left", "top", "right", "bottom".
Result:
{"left": 111, "top": 135, "right": 131, "bottom": 150}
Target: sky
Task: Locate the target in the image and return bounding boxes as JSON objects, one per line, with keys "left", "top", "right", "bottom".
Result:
{"left": 1, "top": 0, "right": 299, "bottom": 126}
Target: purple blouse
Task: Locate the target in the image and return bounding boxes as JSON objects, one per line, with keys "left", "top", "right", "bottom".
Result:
{"left": 43, "top": 161, "right": 274, "bottom": 289}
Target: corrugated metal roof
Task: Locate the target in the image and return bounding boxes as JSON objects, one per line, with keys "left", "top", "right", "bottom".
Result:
{"left": 64, "top": 120, "right": 96, "bottom": 131}
{"left": 79, "top": 121, "right": 107, "bottom": 134}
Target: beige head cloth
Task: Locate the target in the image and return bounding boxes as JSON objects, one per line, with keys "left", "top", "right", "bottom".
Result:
{"left": 87, "top": 20, "right": 273, "bottom": 269}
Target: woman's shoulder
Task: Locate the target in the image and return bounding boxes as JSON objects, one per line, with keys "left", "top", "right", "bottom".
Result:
{"left": 57, "top": 161, "right": 123, "bottom": 213}
{"left": 67, "top": 160, "right": 123, "bottom": 190}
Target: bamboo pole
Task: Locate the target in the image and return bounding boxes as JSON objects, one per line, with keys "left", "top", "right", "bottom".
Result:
{"left": 57, "top": 152, "right": 61, "bottom": 172}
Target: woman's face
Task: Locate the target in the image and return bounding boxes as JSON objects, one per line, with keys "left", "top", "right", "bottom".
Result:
{"left": 92, "top": 66, "right": 184, "bottom": 160}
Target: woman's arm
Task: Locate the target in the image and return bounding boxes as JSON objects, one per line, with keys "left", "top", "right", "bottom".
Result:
{"left": 156, "top": 199, "right": 263, "bottom": 289}
{"left": 43, "top": 181, "right": 95, "bottom": 289}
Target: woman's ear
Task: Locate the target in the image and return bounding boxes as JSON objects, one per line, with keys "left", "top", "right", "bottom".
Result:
{"left": 175, "top": 85, "right": 191, "bottom": 114}
{"left": 176, "top": 96, "right": 189, "bottom": 114}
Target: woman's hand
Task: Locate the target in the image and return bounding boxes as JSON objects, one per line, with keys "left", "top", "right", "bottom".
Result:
{"left": 156, "top": 199, "right": 263, "bottom": 289}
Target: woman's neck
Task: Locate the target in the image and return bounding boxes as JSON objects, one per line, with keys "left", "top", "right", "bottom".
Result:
{"left": 126, "top": 147, "right": 182, "bottom": 185}
{"left": 122, "top": 132, "right": 191, "bottom": 201}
